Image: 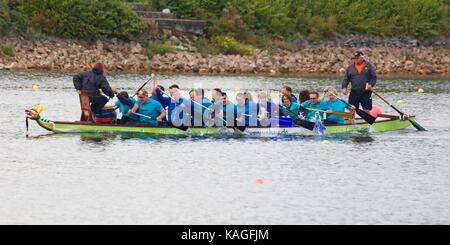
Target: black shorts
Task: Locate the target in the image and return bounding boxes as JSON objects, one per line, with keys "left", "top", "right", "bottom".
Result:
{"left": 349, "top": 90, "right": 372, "bottom": 110}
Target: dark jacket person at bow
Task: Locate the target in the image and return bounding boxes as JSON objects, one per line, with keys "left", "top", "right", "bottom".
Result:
{"left": 341, "top": 51, "right": 377, "bottom": 113}
{"left": 73, "top": 63, "right": 116, "bottom": 115}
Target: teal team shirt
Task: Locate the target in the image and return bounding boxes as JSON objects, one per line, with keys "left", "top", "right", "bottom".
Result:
{"left": 136, "top": 98, "right": 164, "bottom": 125}
{"left": 281, "top": 102, "right": 301, "bottom": 119}
{"left": 301, "top": 100, "right": 329, "bottom": 121}
{"left": 115, "top": 96, "right": 139, "bottom": 121}
{"left": 323, "top": 99, "right": 348, "bottom": 124}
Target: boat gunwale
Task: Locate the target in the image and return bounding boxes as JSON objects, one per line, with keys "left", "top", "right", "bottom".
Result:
{"left": 52, "top": 114, "right": 408, "bottom": 129}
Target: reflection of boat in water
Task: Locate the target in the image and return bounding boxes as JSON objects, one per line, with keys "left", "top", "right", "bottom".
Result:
{"left": 26, "top": 107, "right": 416, "bottom": 136}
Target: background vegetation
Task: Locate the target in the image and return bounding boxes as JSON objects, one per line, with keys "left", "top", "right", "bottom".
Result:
{"left": 1, "top": 0, "right": 449, "bottom": 56}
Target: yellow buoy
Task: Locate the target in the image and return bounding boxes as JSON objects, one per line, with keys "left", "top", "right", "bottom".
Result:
{"left": 397, "top": 100, "right": 403, "bottom": 104}
{"left": 234, "top": 87, "right": 241, "bottom": 93}
{"left": 32, "top": 85, "right": 40, "bottom": 91}
{"left": 418, "top": 88, "right": 424, "bottom": 93}
{"left": 322, "top": 140, "right": 330, "bottom": 144}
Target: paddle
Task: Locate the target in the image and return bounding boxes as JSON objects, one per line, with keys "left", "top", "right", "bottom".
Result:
{"left": 328, "top": 91, "right": 376, "bottom": 124}
{"left": 305, "top": 108, "right": 354, "bottom": 119}
{"left": 279, "top": 104, "right": 315, "bottom": 131}
{"left": 132, "top": 74, "right": 155, "bottom": 97}
{"left": 370, "top": 87, "right": 426, "bottom": 131}
{"left": 132, "top": 112, "right": 188, "bottom": 131}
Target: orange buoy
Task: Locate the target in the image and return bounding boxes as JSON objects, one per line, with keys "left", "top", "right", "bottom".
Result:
{"left": 370, "top": 105, "right": 382, "bottom": 118}
{"left": 255, "top": 178, "right": 264, "bottom": 185}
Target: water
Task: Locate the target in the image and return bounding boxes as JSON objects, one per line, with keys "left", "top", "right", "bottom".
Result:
{"left": 1, "top": 70, "right": 450, "bottom": 224}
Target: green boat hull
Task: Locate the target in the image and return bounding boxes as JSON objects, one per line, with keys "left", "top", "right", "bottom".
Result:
{"left": 41, "top": 115, "right": 416, "bottom": 136}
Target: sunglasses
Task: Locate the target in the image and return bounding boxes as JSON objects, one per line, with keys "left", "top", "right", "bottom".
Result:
{"left": 138, "top": 96, "right": 146, "bottom": 99}
{"left": 310, "top": 97, "right": 318, "bottom": 99}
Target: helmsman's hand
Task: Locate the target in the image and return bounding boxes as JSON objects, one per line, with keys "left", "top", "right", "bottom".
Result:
{"left": 342, "top": 88, "right": 349, "bottom": 95}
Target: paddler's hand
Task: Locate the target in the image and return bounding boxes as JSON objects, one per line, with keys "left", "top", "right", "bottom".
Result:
{"left": 111, "top": 85, "right": 117, "bottom": 94}
{"left": 76, "top": 90, "right": 82, "bottom": 95}
{"left": 325, "top": 109, "right": 332, "bottom": 114}
{"left": 150, "top": 73, "right": 156, "bottom": 80}
{"left": 156, "top": 116, "right": 162, "bottom": 123}
{"left": 342, "top": 88, "right": 349, "bottom": 95}
{"left": 128, "top": 109, "right": 134, "bottom": 115}
{"left": 365, "top": 84, "right": 373, "bottom": 91}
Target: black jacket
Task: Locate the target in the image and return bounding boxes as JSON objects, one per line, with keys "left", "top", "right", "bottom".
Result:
{"left": 73, "top": 68, "right": 114, "bottom": 99}
{"left": 341, "top": 62, "right": 377, "bottom": 92}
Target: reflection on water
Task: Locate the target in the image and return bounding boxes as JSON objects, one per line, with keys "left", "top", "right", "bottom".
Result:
{"left": 1, "top": 71, "right": 450, "bottom": 225}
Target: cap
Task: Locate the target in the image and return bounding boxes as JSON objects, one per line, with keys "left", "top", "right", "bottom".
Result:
{"left": 354, "top": 51, "right": 364, "bottom": 58}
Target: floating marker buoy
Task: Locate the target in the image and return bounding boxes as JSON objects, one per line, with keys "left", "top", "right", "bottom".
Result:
{"left": 322, "top": 140, "right": 330, "bottom": 144}
{"left": 418, "top": 88, "right": 424, "bottom": 93}
{"left": 234, "top": 87, "right": 241, "bottom": 93}
{"left": 397, "top": 100, "right": 403, "bottom": 104}
{"left": 255, "top": 178, "right": 263, "bottom": 185}
{"left": 32, "top": 85, "right": 40, "bottom": 91}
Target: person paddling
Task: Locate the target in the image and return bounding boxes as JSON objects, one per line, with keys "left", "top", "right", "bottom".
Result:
{"left": 128, "top": 90, "right": 166, "bottom": 126}
{"left": 115, "top": 91, "right": 139, "bottom": 124}
{"left": 280, "top": 94, "right": 301, "bottom": 119}
{"left": 342, "top": 51, "right": 377, "bottom": 113}
{"left": 73, "top": 63, "right": 116, "bottom": 116}
{"left": 300, "top": 91, "right": 328, "bottom": 121}
{"left": 281, "top": 86, "right": 298, "bottom": 103}
{"left": 322, "top": 87, "right": 353, "bottom": 125}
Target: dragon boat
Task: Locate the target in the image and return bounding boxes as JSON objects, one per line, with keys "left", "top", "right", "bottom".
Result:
{"left": 25, "top": 105, "right": 417, "bottom": 136}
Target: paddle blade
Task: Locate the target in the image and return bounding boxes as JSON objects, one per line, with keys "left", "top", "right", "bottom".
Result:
{"left": 355, "top": 108, "right": 376, "bottom": 124}
{"left": 293, "top": 119, "right": 315, "bottom": 131}
{"left": 234, "top": 126, "right": 247, "bottom": 132}
{"left": 313, "top": 121, "right": 326, "bottom": 135}
{"left": 409, "top": 119, "right": 426, "bottom": 131}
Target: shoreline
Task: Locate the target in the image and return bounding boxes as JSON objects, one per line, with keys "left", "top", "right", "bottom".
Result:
{"left": 1, "top": 36, "right": 449, "bottom": 78}
{"left": 1, "top": 68, "right": 450, "bottom": 80}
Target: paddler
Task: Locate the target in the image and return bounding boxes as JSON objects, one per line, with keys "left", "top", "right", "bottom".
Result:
{"left": 280, "top": 94, "right": 301, "bottom": 119}
{"left": 211, "top": 92, "right": 237, "bottom": 126}
{"left": 73, "top": 63, "right": 116, "bottom": 115}
{"left": 151, "top": 76, "right": 189, "bottom": 126}
{"left": 236, "top": 92, "right": 258, "bottom": 126}
{"left": 115, "top": 91, "right": 139, "bottom": 124}
{"left": 300, "top": 91, "right": 328, "bottom": 121}
{"left": 280, "top": 86, "right": 298, "bottom": 103}
{"left": 341, "top": 51, "right": 377, "bottom": 113}
{"left": 321, "top": 87, "right": 354, "bottom": 125}
{"left": 128, "top": 90, "right": 166, "bottom": 126}
{"left": 189, "top": 88, "right": 213, "bottom": 126}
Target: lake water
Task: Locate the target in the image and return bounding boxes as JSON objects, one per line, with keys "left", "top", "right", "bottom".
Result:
{"left": 1, "top": 70, "right": 449, "bottom": 224}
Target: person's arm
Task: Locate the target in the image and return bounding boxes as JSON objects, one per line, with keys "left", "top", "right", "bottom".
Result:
{"left": 99, "top": 76, "right": 115, "bottom": 98}
{"left": 367, "top": 64, "right": 377, "bottom": 90}
{"left": 128, "top": 103, "right": 139, "bottom": 115}
{"left": 156, "top": 109, "right": 166, "bottom": 123}
{"left": 73, "top": 73, "right": 83, "bottom": 93}
{"left": 341, "top": 67, "right": 351, "bottom": 95}
{"left": 155, "top": 87, "right": 171, "bottom": 106}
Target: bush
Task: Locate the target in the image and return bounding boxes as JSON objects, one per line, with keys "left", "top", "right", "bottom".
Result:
{"left": 146, "top": 41, "right": 176, "bottom": 59}
{"left": 1, "top": 42, "right": 15, "bottom": 57}
{"left": 1, "top": 0, "right": 144, "bottom": 41}
{"left": 214, "top": 35, "right": 254, "bottom": 56}
{"left": 195, "top": 37, "right": 219, "bottom": 57}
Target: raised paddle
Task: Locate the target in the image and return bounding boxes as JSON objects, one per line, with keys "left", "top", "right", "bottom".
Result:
{"left": 305, "top": 108, "right": 354, "bottom": 119}
{"left": 369, "top": 87, "right": 426, "bottom": 131}
{"left": 132, "top": 74, "right": 155, "bottom": 97}
{"left": 328, "top": 91, "right": 376, "bottom": 124}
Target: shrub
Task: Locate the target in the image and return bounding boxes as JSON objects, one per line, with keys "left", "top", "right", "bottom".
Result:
{"left": 214, "top": 35, "right": 254, "bottom": 56}
{"left": 195, "top": 37, "right": 219, "bottom": 57}
{"left": 1, "top": 42, "right": 15, "bottom": 57}
{"left": 146, "top": 41, "right": 176, "bottom": 59}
